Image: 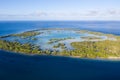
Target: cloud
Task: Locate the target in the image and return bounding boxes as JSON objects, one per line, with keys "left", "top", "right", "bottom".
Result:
{"left": 29, "top": 12, "right": 48, "bottom": 17}
{"left": 83, "top": 10, "right": 99, "bottom": 16}
{"left": 107, "top": 10, "right": 120, "bottom": 15}
{"left": 0, "top": 10, "right": 120, "bottom": 20}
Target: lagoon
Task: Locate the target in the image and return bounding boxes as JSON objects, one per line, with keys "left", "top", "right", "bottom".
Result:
{"left": 1, "top": 29, "right": 112, "bottom": 51}
{"left": 1, "top": 21, "right": 120, "bottom": 80}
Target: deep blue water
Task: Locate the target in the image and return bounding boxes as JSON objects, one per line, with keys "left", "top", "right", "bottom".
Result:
{"left": 1, "top": 50, "right": 120, "bottom": 80}
{"left": 1, "top": 21, "right": 120, "bottom": 80}
{"left": 1, "top": 21, "right": 120, "bottom": 36}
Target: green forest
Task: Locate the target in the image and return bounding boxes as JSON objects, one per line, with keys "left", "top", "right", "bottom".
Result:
{"left": 0, "top": 29, "right": 120, "bottom": 59}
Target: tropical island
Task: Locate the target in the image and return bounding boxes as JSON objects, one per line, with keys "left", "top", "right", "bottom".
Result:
{"left": 0, "top": 28, "right": 120, "bottom": 59}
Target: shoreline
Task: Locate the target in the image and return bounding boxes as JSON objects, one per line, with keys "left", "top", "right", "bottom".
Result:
{"left": 0, "top": 28, "right": 120, "bottom": 60}
{"left": 107, "top": 57, "right": 120, "bottom": 60}
{"left": 1, "top": 49, "right": 120, "bottom": 61}
{"left": 71, "top": 56, "right": 120, "bottom": 60}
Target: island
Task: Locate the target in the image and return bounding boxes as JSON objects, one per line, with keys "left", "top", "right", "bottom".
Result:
{"left": 0, "top": 28, "right": 120, "bottom": 59}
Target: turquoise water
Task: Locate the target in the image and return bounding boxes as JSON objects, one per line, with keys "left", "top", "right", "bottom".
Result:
{"left": 0, "top": 21, "right": 120, "bottom": 80}
{"left": 2, "top": 29, "right": 111, "bottom": 51}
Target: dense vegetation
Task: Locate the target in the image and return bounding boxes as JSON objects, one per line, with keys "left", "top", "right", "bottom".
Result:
{"left": 1, "top": 39, "right": 120, "bottom": 59}
{"left": 48, "top": 37, "right": 73, "bottom": 44}
{"left": 0, "top": 39, "right": 60, "bottom": 55}
{"left": 0, "top": 40, "right": 42, "bottom": 54}
{"left": 66, "top": 40, "right": 120, "bottom": 58}
{"left": 53, "top": 43, "right": 67, "bottom": 49}
{"left": 0, "top": 31, "right": 42, "bottom": 39}
{"left": 81, "top": 36, "right": 102, "bottom": 40}
{"left": 12, "top": 31, "right": 41, "bottom": 38}
{"left": 1, "top": 29, "right": 120, "bottom": 59}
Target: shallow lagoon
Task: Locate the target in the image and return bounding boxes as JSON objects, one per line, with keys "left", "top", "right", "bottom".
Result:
{"left": 1, "top": 29, "right": 114, "bottom": 51}
{"left": 1, "top": 21, "right": 120, "bottom": 80}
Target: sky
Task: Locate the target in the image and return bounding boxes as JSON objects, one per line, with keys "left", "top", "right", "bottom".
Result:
{"left": 0, "top": 0, "right": 120, "bottom": 20}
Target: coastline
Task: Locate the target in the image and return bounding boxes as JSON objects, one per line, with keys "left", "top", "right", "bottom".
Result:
{"left": 0, "top": 28, "right": 120, "bottom": 60}
{"left": 107, "top": 57, "right": 120, "bottom": 60}
{"left": 1, "top": 49, "right": 120, "bottom": 61}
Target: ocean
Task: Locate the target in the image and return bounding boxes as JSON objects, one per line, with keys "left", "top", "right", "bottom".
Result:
{"left": 0, "top": 21, "right": 120, "bottom": 80}
{"left": 1, "top": 21, "right": 120, "bottom": 36}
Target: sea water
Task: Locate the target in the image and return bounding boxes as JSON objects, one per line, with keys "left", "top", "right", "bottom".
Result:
{"left": 0, "top": 21, "right": 120, "bottom": 80}
{"left": 1, "top": 21, "right": 120, "bottom": 36}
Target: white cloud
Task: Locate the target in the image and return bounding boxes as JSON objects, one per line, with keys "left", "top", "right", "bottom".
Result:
{"left": 0, "top": 10, "right": 120, "bottom": 20}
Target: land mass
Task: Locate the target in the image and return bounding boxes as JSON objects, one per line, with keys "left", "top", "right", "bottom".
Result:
{"left": 0, "top": 28, "right": 120, "bottom": 59}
